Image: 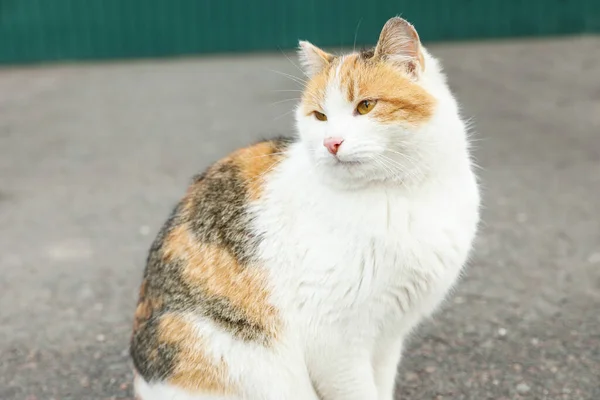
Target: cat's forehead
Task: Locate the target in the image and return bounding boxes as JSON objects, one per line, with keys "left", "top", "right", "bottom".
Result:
{"left": 299, "top": 50, "right": 436, "bottom": 125}
{"left": 301, "top": 51, "right": 415, "bottom": 109}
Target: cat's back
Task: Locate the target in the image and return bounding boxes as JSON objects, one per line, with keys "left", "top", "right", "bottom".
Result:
{"left": 130, "top": 137, "right": 293, "bottom": 393}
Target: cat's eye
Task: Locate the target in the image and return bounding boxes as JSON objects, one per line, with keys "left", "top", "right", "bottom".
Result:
{"left": 356, "top": 99, "right": 377, "bottom": 115}
{"left": 313, "top": 111, "right": 327, "bottom": 121}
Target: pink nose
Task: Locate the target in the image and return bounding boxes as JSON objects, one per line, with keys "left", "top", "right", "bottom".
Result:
{"left": 324, "top": 137, "right": 344, "bottom": 155}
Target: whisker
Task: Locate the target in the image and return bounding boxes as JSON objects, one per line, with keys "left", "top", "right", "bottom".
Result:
{"left": 278, "top": 47, "right": 308, "bottom": 78}
{"left": 371, "top": 157, "right": 396, "bottom": 179}
{"left": 273, "top": 109, "right": 296, "bottom": 120}
{"left": 239, "top": 151, "right": 289, "bottom": 161}
{"left": 268, "top": 69, "right": 307, "bottom": 87}
{"left": 378, "top": 156, "right": 422, "bottom": 193}
{"left": 373, "top": 156, "right": 411, "bottom": 189}
{"left": 246, "top": 159, "right": 283, "bottom": 189}
{"left": 269, "top": 98, "right": 300, "bottom": 106}
{"left": 382, "top": 149, "right": 421, "bottom": 167}
{"left": 353, "top": 18, "right": 363, "bottom": 53}
{"left": 378, "top": 154, "right": 421, "bottom": 186}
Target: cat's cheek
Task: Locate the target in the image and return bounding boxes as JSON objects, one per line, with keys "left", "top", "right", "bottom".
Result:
{"left": 298, "top": 120, "right": 326, "bottom": 149}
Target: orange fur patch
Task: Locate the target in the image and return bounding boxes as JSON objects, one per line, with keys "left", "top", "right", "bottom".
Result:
{"left": 351, "top": 59, "right": 436, "bottom": 125}
{"left": 301, "top": 59, "right": 336, "bottom": 114}
{"left": 302, "top": 53, "right": 436, "bottom": 126}
{"left": 231, "top": 142, "right": 286, "bottom": 201}
{"left": 132, "top": 279, "right": 163, "bottom": 333}
{"left": 162, "top": 224, "right": 280, "bottom": 340}
{"left": 158, "top": 314, "right": 234, "bottom": 394}
{"left": 341, "top": 54, "right": 361, "bottom": 103}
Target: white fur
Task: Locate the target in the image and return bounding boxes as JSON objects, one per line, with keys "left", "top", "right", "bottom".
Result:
{"left": 136, "top": 47, "right": 479, "bottom": 400}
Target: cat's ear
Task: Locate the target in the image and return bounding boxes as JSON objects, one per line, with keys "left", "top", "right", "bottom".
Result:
{"left": 297, "top": 40, "right": 334, "bottom": 77}
{"left": 374, "top": 17, "right": 425, "bottom": 76}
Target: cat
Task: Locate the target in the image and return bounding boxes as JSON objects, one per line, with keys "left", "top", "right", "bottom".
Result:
{"left": 130, "top": 16, "right": 480, "bottom": 400}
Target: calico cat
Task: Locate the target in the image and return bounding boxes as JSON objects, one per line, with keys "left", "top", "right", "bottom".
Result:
{"left": 131, "top": 17, "right": 480, "bottom": 400}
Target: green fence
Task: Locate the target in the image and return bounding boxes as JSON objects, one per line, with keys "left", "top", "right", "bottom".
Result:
{"left": 0, "top": 0, "right": 598, "bottom": 64}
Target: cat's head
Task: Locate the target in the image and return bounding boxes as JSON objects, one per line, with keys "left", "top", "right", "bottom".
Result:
{"left": 295, "top": 17, "right": 464, "bottom": 187}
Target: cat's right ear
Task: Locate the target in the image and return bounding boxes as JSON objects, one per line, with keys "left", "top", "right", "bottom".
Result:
{"left": 297, "top": 41, "right": 334, "bottom": 77}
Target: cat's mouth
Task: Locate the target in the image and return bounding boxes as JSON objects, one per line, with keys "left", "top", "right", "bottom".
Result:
{"left": 333, "top": 157, "right": 362, "bottom": 166}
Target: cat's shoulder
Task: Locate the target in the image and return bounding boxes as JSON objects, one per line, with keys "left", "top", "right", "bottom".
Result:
{"left": 188, "top": 135, "right": 294, "bottom": 201}
{"left": 150, "top": 135, "right": 295, "bottom": 263}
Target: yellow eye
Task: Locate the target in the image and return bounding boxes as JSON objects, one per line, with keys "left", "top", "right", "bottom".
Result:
{"left": 313, "top": 111, "right": 327, "bottom": 121}
{"left": 356, "top": 99, "right": 377, "bottom": 115}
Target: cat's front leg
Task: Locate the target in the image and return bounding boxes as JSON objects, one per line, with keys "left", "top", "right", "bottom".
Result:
{"left": 373, "top": 339, "right": 404, "bottom": 400}
{"left": 309, "top": 353, "right": 378, "bottom": 400}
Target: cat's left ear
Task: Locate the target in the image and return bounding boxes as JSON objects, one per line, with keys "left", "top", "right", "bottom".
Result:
{"left": 374, "top": 17, "right": 425, "bottom": 77}
{"left": 297, "top": 40, "right": 334, "bottom": 77}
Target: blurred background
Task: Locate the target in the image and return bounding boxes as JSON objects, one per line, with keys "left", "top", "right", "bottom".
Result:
{"left": 1, "top": 0, "right": 599, "bottom": 63}
{"left": 0, "top": 1, "right": 599, "bottom": 399}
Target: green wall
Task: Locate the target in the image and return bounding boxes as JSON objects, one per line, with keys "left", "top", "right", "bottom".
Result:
{"left": 0, "top": 0, "right": 598, "bottom": 64}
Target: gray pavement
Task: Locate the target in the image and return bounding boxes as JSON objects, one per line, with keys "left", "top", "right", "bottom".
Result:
{"left": 1, "top": 36, "right": 599, "bottom": 400}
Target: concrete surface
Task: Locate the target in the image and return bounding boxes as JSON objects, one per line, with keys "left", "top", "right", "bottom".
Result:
{"left": 1, "top": 37, "right": 599, "bottom": 400}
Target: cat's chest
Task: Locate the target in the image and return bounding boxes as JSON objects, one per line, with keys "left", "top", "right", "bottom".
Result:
{"left": 285, "top": 218, "right": 447, "bottom": 312}
{"left": 255, "top": 189, "right": 471, "bottom": 324}
{"left": 294, "top": 231, "right": 410, "bottom": 310}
